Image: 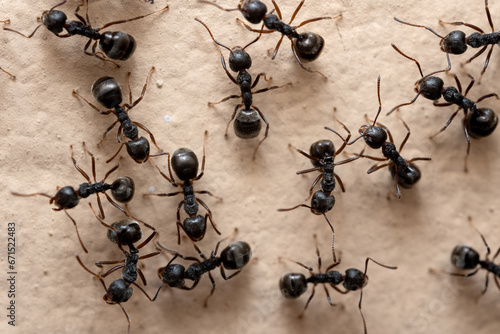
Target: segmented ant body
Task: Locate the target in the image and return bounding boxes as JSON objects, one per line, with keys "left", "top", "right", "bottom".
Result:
{"left": 77, "top": 219, "right": 160, "bottom": 334}
{"left": 196, "top": 18, "right": 290, "bottom": 159}
{"left": 154, "top": 235, "right": 252, "bottom": 306}
{"left": 279, "top": 235, "right": 397, "bottom": 333}
{"left": 199, "top": 0, "right": 339, "bottom": 79}
{"left": 146, "top": 131, "right": 221, "bottom": 244}
{"left": 4, "top": 0, "right": 168, "bottom": 66}
{"left": 388, "top": 45, "right": 498, "bottom": 171}
{"left": 73, "top": 67, "right": 163, "bottom": 164}
{"left": 11, "top": 143, "right": 134, "bottom": 252}
{"left": 395, "top": 0, "right": 499, "bottom": 81}
{"left": 431, "top": 217, "right": 500, "bottom": 299}
{"left": 350, "top": 76, "right": 431, "bottom": 198}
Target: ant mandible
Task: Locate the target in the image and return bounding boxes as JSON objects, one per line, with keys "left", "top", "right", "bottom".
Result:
{"left": 199, "top": 0, "right": 339, "bottom": 79}
{"left": 394, "top": 0, "right": 499, "bottom": 82}
{"left": 349, "top": 76, "right": 431, "bottom": 198}
{"left": 196, "top": 18, "right": 291, "bottom": 159}
{"left": 4, "top": 0, "right": 168, "bottom": 66}
{"left": 145, "top": 131, "right": 222, "bottom": 244}
{"left": 11, "top": 142, "right": 134, "bottom": 252}
{"left": 431, "top": 216, "right": 500, "bottom": 300}
{"left": 154, "top": 232, "right": 252, "bottom": 306}
{"left": 279, "top": 234, "right": 397, "bottom": 334}
{"left": 388, "top": 45, "right": 498, "bottom": 171}
{"left": 73, "top": 67, "right": 163, "bottom": 164}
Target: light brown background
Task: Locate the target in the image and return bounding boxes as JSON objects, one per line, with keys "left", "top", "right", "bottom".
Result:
{"left": 2, "top": 0, "right": 500, "bottom": 333}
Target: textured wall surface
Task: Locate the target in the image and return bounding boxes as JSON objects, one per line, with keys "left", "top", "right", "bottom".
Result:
{"left": 1, "top": 1, "right": 500, "bottom": 333}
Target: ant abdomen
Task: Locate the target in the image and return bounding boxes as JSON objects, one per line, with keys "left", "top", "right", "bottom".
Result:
{"left": 309, "top": 140, "right": 334, "bottom": 167}
{"left": 92, "top": 76, "right": 123, "bottom": 109}
{"left": 441, "top": 30, "right": 467, "bottom": 54}
{"left": 111, "top": 177, "right": 135, "bottom": 203}
{"left": 99, "top": 31, "right": 137, "bottom": 61}
{"left": 220, "top": 241, "right": 252, "bottom": 270}
{"left": 240, "top": 0, "right": 267, "bottom": 24}
{"left": 294, "top": 32, "right": 325, "bottom": 62}
{"left": 279, "top": 272, "right": 308, "bottom": 298}
{"left": 172, "top": 148, "right": 199, "bottom": 181}
{"left": 126, "top": 137, "right": 150, "bottom": 163}
{"left": 465, "top": 108, "right": 498, "bottom": 139}
{"left": 388, "top": 163, "right": 421, "bottom": 189}
{"left": 183, "top": 216, "right": 206, "bottom": 241}
{"left": 52, "top": 186, "right": 80, "bottom": 209}
{"left": 105, "top": 278, "right": 133, "bottom": 304}
{"left": 234, "top": 109, "right": 262, "bottom": 138}
{"left": 107, "top": 219, "right": 142, "bottom": 245}
{"left": 42, "top": 10, "right": 67, "bottom": 34}
{"left": 451, "top": 245, "right": 479, "bottom": 270}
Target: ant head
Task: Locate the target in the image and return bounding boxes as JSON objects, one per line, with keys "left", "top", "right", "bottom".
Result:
{"left": 343, "top": 268, "right": 367, "bottom": 291}
{"left": 465, "top": 108, "right": 498, "bottom": 139}
{"left": 111, "top": 177, "right": 135, "bottom": 203}
{"left": 221, "top": 241, "right": 252, "bottom": 270}
{"left": 182, "top": 215, "right": 206, "bottom": 241}
{"left": 104, "top": 278, "right": 133, "bottom": 304}
{"left": 451, "top": 245, "right": 480, "bottom": 270}
{"left": 107, "top": 219, "right": 142, "bottom": 246}
{"left": 441, "top": 30, "right": 467, "bottom": 55}
{"left": 415, "top": 76, "right": 444, "bottom": 101}
{"left": 359, "top": 125, "right": 388, "bottom": 149}
{"left": 42, "top": 9, "right": 67, "bottom": 34}
{"left": 171, "top": 148, "right": 199, "bottom": 181}
{"left": 99, "top": 31, "right": 137, "bottom": 61}
{"left": 239, "top": 0, "right": 267, "bottom": 24}
{"left": 309, "top": 140, "right": 335, "bottom": 167}
{"left": 158, "top": 264, "right": 186, "bottom": 288}
{"left": 126, "top": 137, "right": 150, "bottom": 164}
{"left": 294, "top": 32, "right": 325, "bottom": 62}
{"left": 389, "top": 163, "right": 421, "bottom": 189}
{"left": 229, "top": 47, "right": 252, "bottom": 72}
{"left": 92, "top": 76, "right": 123, "bottom": 109}
{"left": 52, "top": 186, "right": 79, "bottom": 209}
{"left": 310, "top": 190, "right": 335, "bottom": 215}
{"left": 234, "top": 109, "right": 262, "bottom": 138}
{"left": 279, "top": 272, "right": 308, "bottom": 298}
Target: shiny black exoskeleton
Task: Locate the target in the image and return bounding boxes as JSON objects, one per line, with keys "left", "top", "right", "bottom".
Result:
{"left": 154, "top": 238, "right": 252, "bottom": 306}
{"left": 4, "top": 0, "right": 168, "bottom": 65}
{"left": 196, "top": 18, "right": 290, "bottom": 159}
{"left": 73, "top": 68, "right": 162, "bottom": 164}
{"left": 147, "top": 131, "right": 221, "bottom": 243}
{"left": 199, "top": 0, "right": 338, "bottom": 78}
{"left": 279, "top": 235, "right": 397, "bottom": 333}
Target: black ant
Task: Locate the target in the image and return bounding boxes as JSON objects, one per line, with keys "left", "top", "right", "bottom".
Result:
{"left": 388, "top": 44, "right": 498, "bottom": 171}
{"left": 4, "top": 0, "right": 168, "bottom": 66}
{"left": 199, "top": 0, "right": 339, "bottom": 79}
{"left": 76, "top": 219, "right": 161, "bottom": 334}
{"left": 73, "top": 67, "right": 163, "bottom": 164}
{"left": 196, "top": 18, "right": 291, "bottom": 159}
{"left": 153, "top": 232, "right": 252, "bottom": 306}
{"left": 431, "top": 216, "right": 500, "bottom": 300}
{"left": 349, "top": 76, "right": 431, "bottom": 198}
{"left": 145, "top": 131, "right": 222, "bottom": 244}
{"left": 394, "top": 0, "right": 499, "bottom": 82}
{"left": 279, "top": 234, "right": 397, "bottom": 333}
{"left": 11, "top": 142, "right": 134, "bottom": 253}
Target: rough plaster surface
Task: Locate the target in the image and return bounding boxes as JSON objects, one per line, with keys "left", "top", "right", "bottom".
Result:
{"left": 1, "top": 0, "right": 500, "bottom": 333}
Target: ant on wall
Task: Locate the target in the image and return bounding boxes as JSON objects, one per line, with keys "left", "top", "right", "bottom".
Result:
{"left": 4, "top": 0, "right": 168, "bottom": 66}
{"left": 199, "top": 0, "right": 339, "bottom": 79}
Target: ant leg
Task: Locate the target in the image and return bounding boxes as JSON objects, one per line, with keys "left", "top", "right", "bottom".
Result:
{"left": 73, "top": 0, "right": 88, "bottom": 25}
{"left": 11, "top": 191, "right": 52, "bottom": 199}
{"left": 156, "top": 242, "right": 201, "bottom": 263}
{"left": 106, "top": 142, "right": 125, "bottom": 164}
{"left": 176, "top": 201, "right": 185, "bottom": 245}
{"left": 100, "top": 161, "right": 120, "bottom": 183}
{"left": 429, "top": 108, "right": 460, "bottom": 140}
{"left": 208, "top": 94, "right": 242, "bottom": 106}
{"left": 433, "top": 101, "right": 454, "bottom": 107}
{"left": 195, "top": 190, "right": 222, "bottom": 201}
{"left": 144, "top": 191, "right": 183, "bottom": 197}
{"left": 97, "top": 5, "right": 169, "bottom": 31}
{"left": 197, "top": 200, "right": 221, "bottom": 235}
{"left": 364, "top": 257, "right": 398, "bottom": 275}
{"left": 398, "top": 117, "right": 411, "bottom": 152}
{"left": 462, "top": 118, "right": 471, "bottom": 173}
{"left": 133, "top": 122, "right": 162, "bottom": 151}
{"left": 358, "top": 290, "right": 368, "bottom": 334}
{"left": 298, "top": 284, "right": 317, "bottom": 318}
{"left": 72, "top": 90, "right": 113, "bottom": 115}
{"left": 394, "top": 17, "right": 445, "bottom": 39}
{"left": 83, "top": 39, "right": 120, "bottom": 67}
{"left": 313, "top": 234, "right": 323, "bottom": 272}
{"left": 325, "top": 121, "right": 351, "bottom": 155}
{"left": 125, "top": 67, "right": 155, "bottom": 109}
{"left": 278, "top": 256, "right": 313, "bottom": 271}
{"left": 478, "top": 44, "right": 495, "bottom": 84}
{"left": 3, "top": 24, "right": 43, "bottom": 39}
{"left": 295, "top": 15, "right": 338, "bottom": 29}
{"left": 468, "top": 216, "right": 491, "bottom": 256}
{"left": 236, "top": 18, "right": 274, "bottom": 33}
{"left": 334, "top": 154, "right": 363, "bottom": 167}
{"left": 102, "top": 192, "right": 128, "bottom": 217}
{"left": 475, "top": 273, "right": 490, "bottom": 302}
{"left": 252, "top": 106, "right": 269, "bottom": 160}
{"left": 406, "top": 157, "right": 432, "bottom": 163}
{"left": 203, "top": 272, "right": 217, "bottom": 307}
{"left": 387, "top": 92, "right": 421, "bottom": 116}
{"left": 0, "top": 66, "right": 15, "bottom": 79}
{"left": 333, "top": 173, "right": 345, "bottom": 193}
{"left": 64, "top": 210, "right": 88, "bottom": 253}
{"left": 132, "top": 281, "right": 156, "bottom": 301}
{"left": 271, "top": 34, "right": 285, "bottom": 60}
{"left": 251, "top": 73, "right": 272, "bottom": 89}
{"left": 197, "top": 0, "right": 239, "bottom": 12}
{"left": 220, "top": 266, "right": 242, "bottom": 280}
{"left": 438, "top": 20, "right": 483, "bottom": 33}
{"left": 147, "top": 154, "right": 176, "bottom": 186}
{"left": 296, "top": 166, "right": 322, "bottom": 175}
{"left": 252, "top": 82, "right": 292, "bottom": 95}
{"left": 391, "top": 42, "right": 425, "bottom": 77}
{"left": 367, "top": 162, "right": 393, "bottom": 174}
{"left": 194, "top": 130, "right": 208, "bottom": 180}
{"left": 476, "top": 92, "right": 499, "bottom": 103}
{"left": 306, "top": 174, "right": 323, "bottom": 198}
{"left": 291, "top": 42, "right": 327, "bottom": 80}
{"left": 135, "top": 228, "right": 157, "bottom": 250}
{"left": 70, "top": 144, "right": 91, "bottom": 182}
{"left": 225, "top": 104, "right": 243, "bottom": 137}
{"left": 322, "top": 285, "right": 337, "bottom": 306}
